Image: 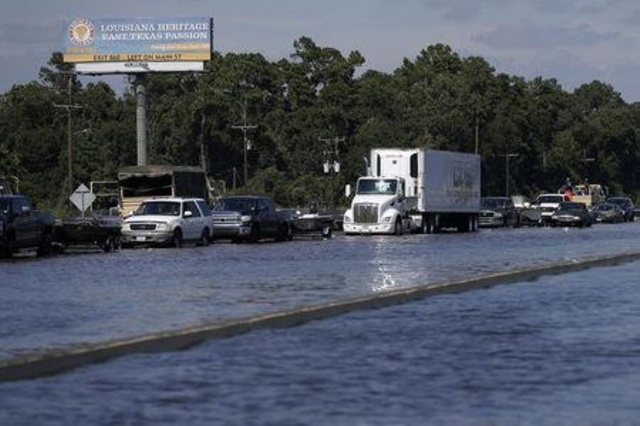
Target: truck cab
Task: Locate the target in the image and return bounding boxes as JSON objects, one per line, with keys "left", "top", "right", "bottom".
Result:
{"left": 0, "top": 194, "right": 55, "bottom": 257}
{"left": 343, "top": 176, "right": 410, "bottom": 235}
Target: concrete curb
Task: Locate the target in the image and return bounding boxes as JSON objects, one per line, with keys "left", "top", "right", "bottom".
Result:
{"left": 2, "top": 250, "right": 640, "bottom": 382}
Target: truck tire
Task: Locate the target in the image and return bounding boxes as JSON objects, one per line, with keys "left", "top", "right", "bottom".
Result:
{"left": 247, "top": 224, "right": 260, "bottom": 243}
{"left": 37, "top": 230, "right": 53, "bottom": 257}
{"left": 2, "top": 234, "right": 14, "bottom": 258}
{"left": 421, "top": 214, "right": 432, "bottom": 234}
{"left": 394, "top": 218, "right": 403, "bottom": 236}
{"left": 276, "top": 222, "right": 291, "bottom": 242}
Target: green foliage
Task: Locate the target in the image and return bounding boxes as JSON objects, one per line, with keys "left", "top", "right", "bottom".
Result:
{"left": 2, "top": 41, "right": 640, "bottom": 211}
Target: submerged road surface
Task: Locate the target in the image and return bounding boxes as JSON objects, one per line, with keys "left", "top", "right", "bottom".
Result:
{"left": 1, "top": 223, "right": 640, "bottom": 423}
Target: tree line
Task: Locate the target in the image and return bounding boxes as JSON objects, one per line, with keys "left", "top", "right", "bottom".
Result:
{"left": 1, "top": 37, "right": 639, "bottom": 214}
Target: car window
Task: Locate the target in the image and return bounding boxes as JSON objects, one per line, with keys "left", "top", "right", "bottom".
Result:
{"left": 183, "top": 201, "right": 201, "bottom": 217}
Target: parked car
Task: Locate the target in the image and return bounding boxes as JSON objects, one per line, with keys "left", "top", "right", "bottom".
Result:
{"left": 532, "top": 193, "right": 572, "bottom": 224}
{"left": 211, "top": 195, "right": 292, "bottom": 243}
{"left": 606, "top": 196, "right": 635, "bottom": 222}
{"left": 120, "top": 197, "right": 212, "bottom": 248}
{"left": 0, "top": 194, "right": 56, "bottom": 258}
{"left": 479, "top": 197, "right": 517, "bottom": 227}
{"left": 550, "top": 202, "right": 593, "bottom": 228}
{"left": 591, "top": 202, "right": 625, "bottom": 224}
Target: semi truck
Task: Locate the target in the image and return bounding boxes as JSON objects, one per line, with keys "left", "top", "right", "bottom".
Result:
{"left": 343, "top": 148, "right": 481, "bottom": 235}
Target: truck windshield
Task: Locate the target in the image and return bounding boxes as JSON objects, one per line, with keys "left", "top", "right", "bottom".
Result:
{"left": 357, "top": 179, "right": 397, "bottom": 195}
{"left": 215, "top": 199, "right": 256, "bottom": 212}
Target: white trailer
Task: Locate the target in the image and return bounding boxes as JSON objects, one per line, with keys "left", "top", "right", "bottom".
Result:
{"left": 343, "top": 148, "right": 481, "bottom": 235}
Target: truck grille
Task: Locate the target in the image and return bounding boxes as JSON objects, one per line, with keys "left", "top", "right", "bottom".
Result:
{"left": 130, "top": 223, "right": 156, "bottom": 231}
{"left": 213, "top": 215, "right": 240, "bottom": 224}
{"left": 354, "top": 203, "right": 379, "bottom": 223}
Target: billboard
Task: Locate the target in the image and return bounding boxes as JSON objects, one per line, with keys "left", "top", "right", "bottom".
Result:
{"left": 63, "top": 17, "right": 213, "bottom": 74}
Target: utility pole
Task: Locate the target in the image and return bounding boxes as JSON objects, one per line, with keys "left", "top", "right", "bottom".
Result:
{"left": 231, "top": 98, "right": 257, "bottom": 185}
{"left": 319, "top": 136, "right": 345, "bottom": 212}
{"left": 500, "top": 153, "right": 519, "bottom": 197}
{"left": 54, "top": 75, "right": 83, "bottom": 197}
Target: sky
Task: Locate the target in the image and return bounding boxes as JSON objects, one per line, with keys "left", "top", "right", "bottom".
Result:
{"left": 2, "top": 0, "right": 640, "bottom": 101}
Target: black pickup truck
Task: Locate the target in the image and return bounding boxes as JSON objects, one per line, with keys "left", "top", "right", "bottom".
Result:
{"left": 211, "top": 195, "right": 292, "bottom": 243}
{"left": 0, "top": 194, "right": 56, "bottom": 258}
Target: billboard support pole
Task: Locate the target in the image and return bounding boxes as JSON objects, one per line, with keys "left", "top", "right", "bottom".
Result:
{"left": 135, "top": 74, "right": 147, "bottom": 166}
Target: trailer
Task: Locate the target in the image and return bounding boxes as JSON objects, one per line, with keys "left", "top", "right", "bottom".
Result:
{"left": 343, "top": 148, "right": 481, "bottom": 235}
{"left": 118, "top": 165, "right": 209, "bottom": 217}
{"left": 53, "top": 215, "right": 122, "bottom": 252}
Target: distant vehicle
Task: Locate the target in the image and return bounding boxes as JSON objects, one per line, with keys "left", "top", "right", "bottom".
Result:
{"left": 606, "top": 196, "right": 635, "bottom": 222}
{"left": 211, "top": 195, "right": 292, "bottom": 243}
{"left": 591, "top": 202, "right": 625, "bottom": 224}
{"left": 0, "top": 194, "right": 56, "bottom": 258}
{"left": 550, "top": 202, "right": 593, "bottom": 228}
{"left": 479, "top": 197, "right": 517, "bottom": 227}
{"left": 532, "top": 193, "right": 572, "bottom": 224}
{"left": 570, "top": 183, "right": 607, "bottom": 207}
{"left": 121, "top": 197, "right": 212, "bottom": 248}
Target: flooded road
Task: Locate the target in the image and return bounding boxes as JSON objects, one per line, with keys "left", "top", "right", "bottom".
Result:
{"left": 1, "top": 223, "right": 640, "bottom": 424}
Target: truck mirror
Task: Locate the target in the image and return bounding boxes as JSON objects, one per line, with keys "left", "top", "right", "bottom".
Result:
{"left": 345, "top": 184, "right": 351, "bottom": 198}
{"left": 183, "top": 210, "right": 193, "bottom": 218}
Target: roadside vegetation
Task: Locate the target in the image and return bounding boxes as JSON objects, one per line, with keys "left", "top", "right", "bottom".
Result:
{"left": 2, "top": 38, "right": 639, "bottom": 213}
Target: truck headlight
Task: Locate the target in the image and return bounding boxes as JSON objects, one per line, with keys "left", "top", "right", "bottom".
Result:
{"left": 241, "top": 215, "right": 252, "bottom": 223}
{"left": 381, "top": 215, "right": 393, "bottom": 223}
{"left": 122, "top": 223, "right": 131, "bottom": 231}
{"left": 156, "top": 223, "right": 169, "bottom": 231}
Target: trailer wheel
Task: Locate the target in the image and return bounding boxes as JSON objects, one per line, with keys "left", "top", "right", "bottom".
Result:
{"left": 101, "top": 236, "right": 114, "bottom": 252}
{"left": 321, "top": 226, "right": 333, "bottom": 239}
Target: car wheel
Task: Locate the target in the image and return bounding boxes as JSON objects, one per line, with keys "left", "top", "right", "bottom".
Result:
{"left": 197, "top": 229, "right": 210, "bottom": 247}
{"left": 171, "top": 229, "right": 183, "bottom": 248}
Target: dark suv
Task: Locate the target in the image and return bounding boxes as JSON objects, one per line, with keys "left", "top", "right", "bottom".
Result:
{"left": 607, "top": 196, "right": 635, "bottom": 222}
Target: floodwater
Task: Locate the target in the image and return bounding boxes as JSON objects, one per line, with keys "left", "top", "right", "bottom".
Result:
{"left": 1, "top": 223, "right": 640, "bottom": 424}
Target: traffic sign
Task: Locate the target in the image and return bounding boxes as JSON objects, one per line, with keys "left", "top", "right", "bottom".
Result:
{"left": 69, "top": 183, "right": 96, "bottom": 215}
